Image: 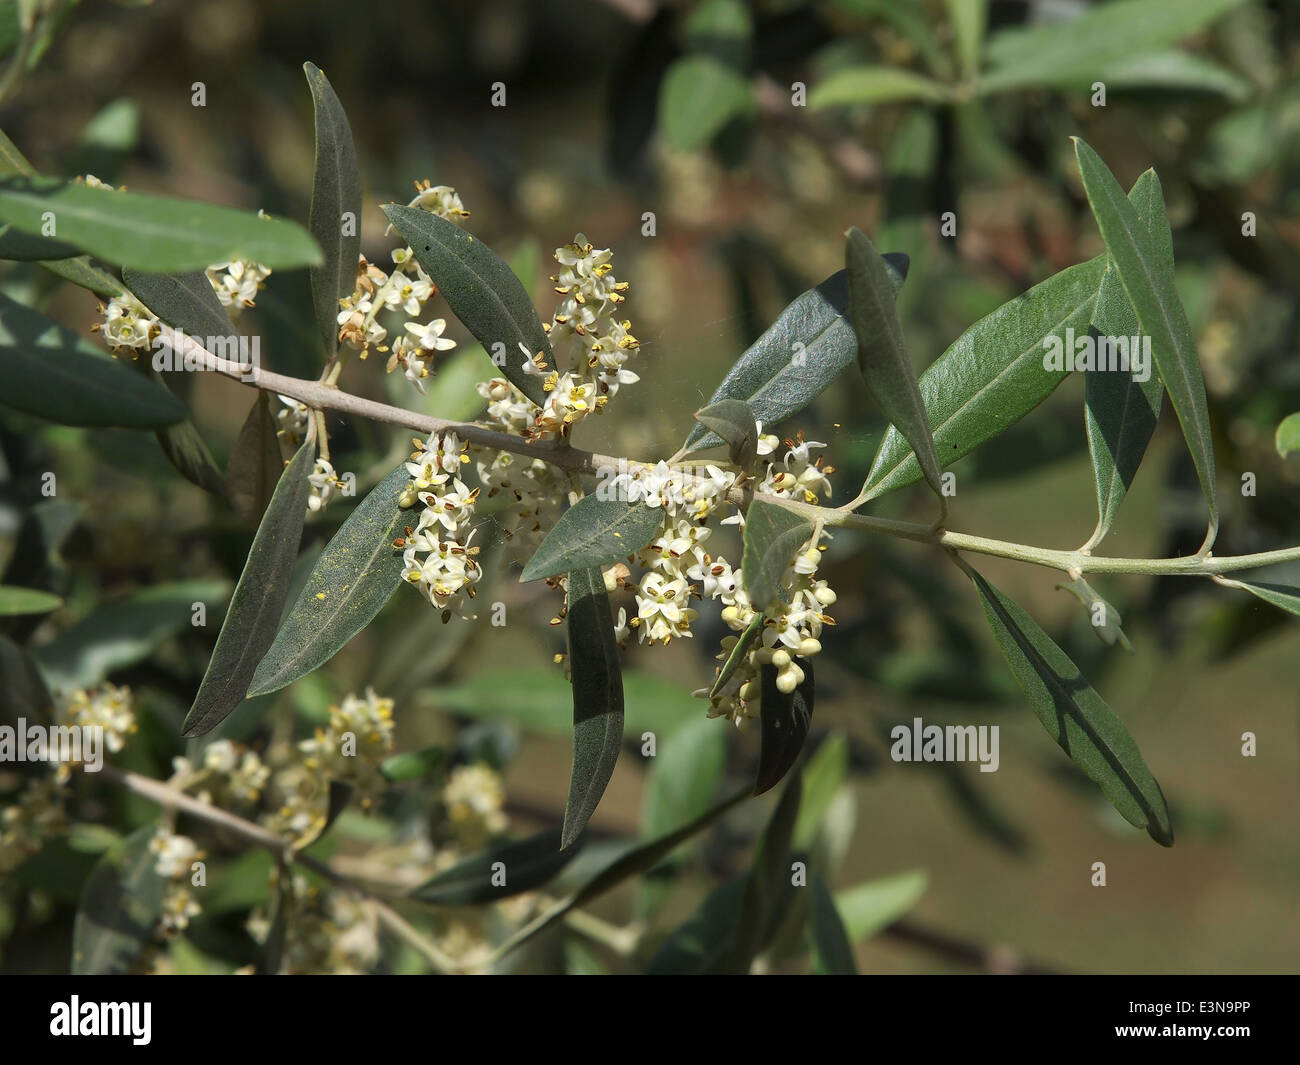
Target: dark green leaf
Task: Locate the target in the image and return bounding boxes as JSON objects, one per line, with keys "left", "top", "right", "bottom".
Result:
{"left": 182, "top": 441, "right": 314, "bottom": 737}
{"left": 1074, "top": 140, "right": 1217, "bottom": 553}
{"left": 248, "top": 463, "right": 409, "bottom": 697}
{"left": 846, "top": 226, "right": 942, "bottom": 499}
{"left": 71, "top": 826, "right": 165, "bottom": 974}
{"left": 740, "top": 498, "right": 812, "bottom": 612}
{"left": 493, "top": 787, "right": 750, "bottom": 960}
{"left": 562, "top": 566, "right": 625, "bottom": 849}
{"left": 722, "top": 767, "right": 802, "bottom": 972}
{"left": 0, "top": 176, "right": 322, "bottom": 272}
{"left": 684, "top": 256, "right": 908, "bottom": 452}
{"left": 226, "top": 392, "right": 284, "bottom": 524}
{"left": 122, "top": 266, "right": 232, "bottom": 341}
{"left": 156, "top": 416, "right": 227, "bottom": 497}
{"left": 755, "top": 659, "right": 814, "bottom": 795}
{"left": 811, "top": 875, "right": 857, "bottom": 974}
{"left": 410, "top": 828, "right": 579, "bottom": 905}
{"left": 0, "top": 291, "right": 185, "bottom": 428}
{"left": 961, "top": 561, "right": 1173, "bottom": 845}
{"left": 645, "top": 875, "right": 747, "bottom": 974}
{"left": 693, "top": 398, "right": 758, "bottom": 469}
{"left": 863, "top": 255, "right": 1107, "bottom": 500}
{"left": 520, "top": 494, "right": 663, "bottom": 583}
{"left": 0, "top": 635, "right": 53, "bottom": 728}
{"left": 381, "top": 206, "right": 551, "bottom": 406}
{"left": 1084, "top": 174, "right": 1165, "bottom": 548}
{"left": 33, "top": 579, "right": 230, "bottom": 689}
{"left": 0, "top": 224, "right": 78, "bottom": 259}
{"left": 304, "top": 62, "right": 363, "bottom": 360}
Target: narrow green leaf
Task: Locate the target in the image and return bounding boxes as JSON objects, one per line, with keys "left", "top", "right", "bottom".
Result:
{"left": 520, "top": 494, "right": 662, "bottom": 583}
{"left": 304, "top": 62, "right": 362, "bottom": 360}
{"left": 793, "top": 733, "right": 849, "bottom": 851}
{"left": 945, "top": 0, "right": 987, "bottom": 79}
{"left": 248, "top": 464, "right": 409, "bottom": 697}
{"left": 846, "top": 226, "right": 942, "bottom": 499}
{"left": 659, "top": 55, "right": 752, "bottom": 150}
{"left": 863, "top": 255, "right": 1106, "bottom": 500}
{"left": 646, "top": 875, "right": 747, "bottom": 974}
{"left": 809, "top": 65, "right": 950, "bottom": 110}
{"left": 722, "top": 768, "right": 802, "bottom": 972}
{"left": 0, "top": 635, "right": 54, "bottom": 726}
{"left": 1220, "top": 580, "right": 1300, "bottom": 617}
{"left": 641, "top": 714, "right": 727, "bottom": 841}
{"left": 156, "top": 416, "right": 227, "bottom": 497}
{"left": 835, "top": 869, "right": 928, "bottom": 942}
{"left": 381, "top": 206, "right": 552, "bottom": 406}
{"left": 709, "top": 611, "right": 764, "bottom": 698}
{"left": 1275, "top": 413, "right": 1300, "bottom": 457}
{"left": 740, "top": 498, "right": 812, "bottom": 613}
{"left": 684, "top": 0, "right": 753, "bottom": 68}
{"left": 226, "top": 392, "right": 285, "bottom": 525}
{"left": 495, "top": 788, "right": 750, "bottom": 961}
{"left": 0, "top": 585, "right": 61, "bottom": 615}
{"left": 0, "top": 176, "right": 322, "bottom": 272}
{"left": 182, "top": 441, "right": 314, "bottom": 737}
{"left": 40, "top": 256, "right": 126, "bottom": 298}
{"left": 961, "top": 561, "right": 1173, "bottom": 845}
{"left": 755, "top": 659, "right": 814, "bottom": 795}
{"left": 981, "top": 0, "right": 1246, "bottom": 94}
{"left": 409, "top": 828, "right": 578, "bottom": 905}
{"left": 0, "top": 224, "right": 78, "bottom": 259}
{"left": 563, "top": 566, "right": 625, "bottom": 849}
{"left": 71, "top": 826, "right": 165, "bottom": 974}
{"left": 811, "top": 875, "right": 858, "bottom": 974}
{"left": 1056, "top": 576, "right": 1133, "bottom": 651}
{"left": 1074, "top": 139, "right": 1217, "bottom": 552}
{"left": 684, "top": 257, "right": 908, "bottom": 452}
{"left": 32, "top": 579, "right": 230, "bottom": 690}
{"left": 0, "top": 291, "right": 185, "bottom": 428}
{"left": 1095, "top": 49, "right": 1252, "bottom": 101}
{"left": 693, "top": 398, "right": 758, "bottom": 469}
{"left": 122, "top": 266, "right": 232, "bottom": 342}
{"left": 1084, "top": 171, "right": 1167, "bottom": 549}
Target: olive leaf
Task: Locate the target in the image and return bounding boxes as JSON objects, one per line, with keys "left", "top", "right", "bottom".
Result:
{"left": 562, "top": 566, "right": 625, "bottom": 849}
{"left": 710, "top": 611, "right": 764, "bottom": 698}
{"left": 71, "top": 826, "right": 165, "bottom": 975}
{"left": 863, "top": 255, "right": 1107, "bottom": 500}
{"left": 381, "top": 206, "right": 552, "bottom": 406}
{"left": 1276, "top": 413, "right": 1300, "bottom": 458}
{"left": 520, "top": 494, "right": 663, "bottom": 583}
{"left": 0, "top": 291, "right": 185, "bottom": 428}
{"left": 811, "top": 875, "right": 858, "bottom": 975}
{"left": 1217, "top": 579, "right": 1300, "bottom": 617}
{"left": 740, "top": 498, "right": 812, "bottom": 612}
{"left": 0, "top": 176, "right": 322, "bottom": 272}
{"left": 845, "top": 226, "right": 942, "bottom": 501}
{"left": 755, "top": 658, "right": 814, "bottom": 795}
{"left": 226, "top": 392, "right": 285, "bottom": 525}
{"left": 121, "top": 266, "right": 232, "bottom": 342}
{"left": 960, "top": 560, "right": 1172, "bottom": 846}
{"left": 693, "top": 398, "right": 758, "bottom": 469}
{"left": 1056, "top": 576, "right": 1133, "bottom": 651}
{"left": 182, "top": 441, "right": 314, "bottom": 737}
{"left": 0, "top": 586, "right": 62, "bottom": 616}
{"left": 683, "top": 254, "right": 909, "bottom": 453}
{"left": 1074, "top": 139, "right": 1217, "bottom": 554}
{"left": 304, "top": 61, "right": 362, "bottom": 360}
{"left": 409, "top": 828, "right": 578, "bottom": 905}
{"left": 248, "top": 463, "right": 410, "bottom": 697}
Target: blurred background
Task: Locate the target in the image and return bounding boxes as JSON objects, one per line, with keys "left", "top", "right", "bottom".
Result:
{"left": 1, "top": 0, "right": 1298, "bottom": 973}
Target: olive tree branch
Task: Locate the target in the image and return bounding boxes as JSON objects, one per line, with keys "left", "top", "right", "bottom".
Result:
{"left": 162, "top": 328, "right": 1300, "bottom": 580}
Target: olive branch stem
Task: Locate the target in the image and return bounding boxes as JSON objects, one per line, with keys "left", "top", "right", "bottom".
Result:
{"left": 168, "top": 326, "right": 1300, "bottom": 581}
